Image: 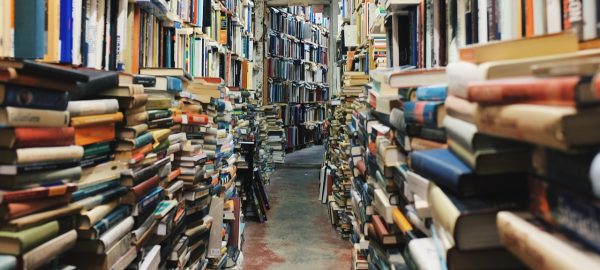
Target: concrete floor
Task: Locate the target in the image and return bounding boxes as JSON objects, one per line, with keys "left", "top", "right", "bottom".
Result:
{"left": 242, "top": 145, "right": 352, "bottom": 270}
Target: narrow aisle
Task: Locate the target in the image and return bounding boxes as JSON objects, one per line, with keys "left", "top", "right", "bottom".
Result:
{"left": 242, "top": 146, "right": 352, "bottom": 270}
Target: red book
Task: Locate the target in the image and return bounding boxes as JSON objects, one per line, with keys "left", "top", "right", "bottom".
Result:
{"left": 0, "top": 194, "right": 71, "bottom": 221}
{"left": 467, "top": 75, "right": 599, "bottom": 106}
{"left": 123, "top": 175, "right": 160, "bottom": 204}
{"left": 0, "top": 127, "right": 74, "bottom": 149}
{"left": 186, "top": 113, "right": 209, "bottom": 125}
{"left": 0, "top": 183, "right": 77, "bottom": 204}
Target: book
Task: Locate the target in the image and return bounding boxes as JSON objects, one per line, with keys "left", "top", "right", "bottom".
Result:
{"left": 77, "top": 200, "right": 120, "bottom": 230}
{"left": 21, "top": 230, "right": 77, "bottom": 270}
{"left": 0, "top": 127, "right": 75, "bottom": 149}
{"left": 0, "top": 220, "right": 62, "bottom": 255}
{"left": 0, "top": 107, "right": 69, "bottom": 127}
{"left": 0, "top": 166, "right": 82, "bottom": 189}
{"left": 67, "top": 99, "right": 120, "bottom": 117}
{"left": 77, "top": 205, "right": 131, "bottom": 239}
{"left": 70, "top": 112, "right": 123, "bottom": 127}
{"left": 466, "top": 75, "right": 600, "bottom": 106}
{"left": 73, "top": 216, "right": 133, "bottom": 254}
{"left": 410, "top": 149, "right": 527, "bottom": 196}
{"left": 459, "top": 32, "right": 579, "bottom": 63}
{"left": 387, "top": 68, "right": 447, "bottom": 88}
{"left": 14, "top": 0, "right": 45, "bottom": 59}
{"left": 0, "top": 183, "right": 77, "bottom": 204}
{"left": 497, "top": 211, "right": 600, "bottom": 270}
{"left": 0, "top": 194, "right": 72, "bottom": 221}
{"left": 0, "top": 84, "right": 69, "bottom": 110}
{"left": 475, "top": 104, "right": 600, "bottom": 150}
{"left": 403, "top": 101, "right": 446, "bottom": 128}
{"left": 428, "top": 182, "right": 527, "bottom": 250}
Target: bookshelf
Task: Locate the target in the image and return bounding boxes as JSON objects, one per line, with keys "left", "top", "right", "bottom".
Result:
{"left": 0, "top": 0, "right": 274, "bottom": 269}
{"left": 264, "top": 6, "right": 331, "bottom": 152}
{"left": 323, "top": 0, "right": 600, "bottom": 270}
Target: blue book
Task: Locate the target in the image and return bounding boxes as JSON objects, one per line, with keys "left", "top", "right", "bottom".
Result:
{"left": 14, "top": 0, "right": 46, "bottom": 59}
{"left": 409, "top": 149, "right": 526, "bottom": 196}
{"left": 71, "top": 180, "right": 121, "bottom": 202}
{"left": 416, "top": 85, "right": 448, "bottom": 101}
{"left": 59, "top": 0, "right": 73, "bottom": 63}
{"left": 88, "top": 205, "right": 131, "bottom": 238}
{"left": 133, "top": 132, "right": 154, "bottom": 148}
{"left": 403, "top": 101, "right": 445, "bottom": 128}
{"left": 134, "top": 187, "right": 163, "bottom": 216}
{"left": 0, "top": 84, "right": 69, "bottom": 110}
{"left": 166, "top": 76, "right": 183, "bottom": 93}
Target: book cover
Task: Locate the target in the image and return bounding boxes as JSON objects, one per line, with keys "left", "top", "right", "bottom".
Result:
{"left": 0, "top": 84, "right": 69, "bottom": 111}
{"left": 0, "top": 127, "right": 75, "bottom": 149}
{"left": 0, "top": 107, "right": 70, "bottom": 127}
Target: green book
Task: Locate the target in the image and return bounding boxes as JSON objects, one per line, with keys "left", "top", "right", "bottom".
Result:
{"left": 83, "top": 142, "right": 112, "bottom": 157}
{"left": 0, "top": 221, "right": 59, "bottom": 255}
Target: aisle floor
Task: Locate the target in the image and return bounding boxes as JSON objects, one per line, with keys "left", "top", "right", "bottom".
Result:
{"left": 242, "top": 146, "right": 352, "bottom": 270}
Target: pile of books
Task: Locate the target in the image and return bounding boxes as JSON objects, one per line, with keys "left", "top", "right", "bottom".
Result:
{"left": 259, "top": 106, "right": 286, "bottom": 164}
{"left": 342, "top": 71, "right": 370, "bottom": 96}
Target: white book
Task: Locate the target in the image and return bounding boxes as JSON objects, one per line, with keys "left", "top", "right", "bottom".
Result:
{"left": 406, "top": 171, "right": 431, "bottom": 201}
{"left": 139, "top": 245, "right": 161, "bottom": 270}
{"left": 408, "top": 238, "right": 443, "bottom": 270}
{"left": 546, "top": 0, "right": 562, "bottom": 34}
{"left": 477, "top": 0, "right": 488, "bottom": 44}
{"left": 457, "top": 0, "right": 467, "bottom": 48}
{"left": 499, "top": 0, "right": 516, "bottom": 40}
{"left": 583, "top": 0, "right": 597, "bottom": 40}
{"left": 86, "top": 0, "right": 98, "bottom": 68}
{"left": 373, "top": 188, "right": 393, "bottom": 224}
{"left": 115, "top": 0, "right": 128, "bottom": 70}
{"left": 533, "top": 0, "right": 547, "bottom": 35}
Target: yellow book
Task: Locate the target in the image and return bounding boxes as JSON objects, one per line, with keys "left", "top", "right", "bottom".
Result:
{"left": 70, "top": 112, "right": 124, "bottom": 127}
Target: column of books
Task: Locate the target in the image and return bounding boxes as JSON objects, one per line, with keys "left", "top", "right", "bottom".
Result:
{"left": 328, "top": 0, "right": 600, "bottom": 269}
{"left": 0, "top": 0, "right": 258, "bottom": 269}
{"left": 265, "top": 6, "right": 330, "bottom": 153}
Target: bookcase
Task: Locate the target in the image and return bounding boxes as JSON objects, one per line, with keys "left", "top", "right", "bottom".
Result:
{"left": 323, "top": 0, "right": 600, "bottom": 270}
{"left": 264, "top": 6, "right": 331, "bottom": 152}
{"left": 0, "top": 0, "right": 273, "bottom": 269}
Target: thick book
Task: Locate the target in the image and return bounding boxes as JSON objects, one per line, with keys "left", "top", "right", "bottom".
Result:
{"left": 73, "top": 216, "right": 134, "bottom": 254}
{"left": 466, "top": 75, "right": 600, "bottom": 106}
{"left": 448, "top": 138, "right": 531, "bottom": 175}
{"left": 0, "top": 107, "right": 69, "bottom": 127}
{"left": 77, "top": 200, "right": 120, "bottom": 230}
{"left": 415, "top": 84, "right": 448, "bottom": 101}
{"left": 70, "top": 112, "right": 123, "bottom": 127}
{"left": 0, "top": 220, "right": 62, "bottom": 255}
{"left": 529, "top": 176, "right": 600, "bottom": 253}
{"left": 459, "top": 32, "right": 578, "bottom": 63}
{"left": 409, "top": 149, "right": 527, "bottom": 196}
{"left": 444, "top": 95, "right": 478, "bottom": 123}
{"left": 67, "top": 99, "right": 120, "bottom": 117}
{"left": 116, "top": 123, "right": 148, "bottom": 139}
{"left": 403, "top": 101, "right": 446, "bottom": 128}
{"left": 0, "top": 194, "right": 72, "bottom": 221}
{"left": 475, "top": 104, "right": 600, "bottom": 150}
{"left": 0, "top": 146, "right": 83, "bottom": 165}
{"left": 0, "top": 160, "right": 80, "bottom": 175}
{"left": 387, "top": 68, "right": 447, "bottom": 89}
{"left": 63, "top": 233, "right": 132, "bottom": 270}
{"left": 145, "top": 76, "right": 183, "bottom": 93}
{"left": 13, "top": 1, "right": 45, "bottom": 59}
{"left": 0, "top": 166, "right": 82, "bottom": 190}
{"left": 78, "top": 205, "right": 131, "bottom": 240}
{"left": 74, "top": 123, "right": 116, "bottom": 146}
{"left": 20, "top": 229, "right": 77, "bottom": 270}
{"left": 428, "top": 183, "right": 527, "bottom": 250}
{"left": 0, "top": 127, "right": 75, "bottom": 149}
{"left": 497, "top": 211, "right": 600, "bottom": 270}
{"left": 122, "top": 175, "right": 160, "bottom": 205}
{"left": 117, "top": 132, "right": 153, "bottom": 151}
{"left": 0, "top": 183, "right": 76, "bottom": 204}
{"left": 71, "top": 180, "right": 121, "bottom": 203}
{"left": 0, "top": 84, "right": 69, "bottom": 110}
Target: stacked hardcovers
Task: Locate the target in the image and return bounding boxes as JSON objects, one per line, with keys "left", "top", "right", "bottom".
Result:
{"left": 0, "top": 61, "right": 126, "bottom": 269}
{"left": 342, "top": 72, "right": 369, "bottom": 96}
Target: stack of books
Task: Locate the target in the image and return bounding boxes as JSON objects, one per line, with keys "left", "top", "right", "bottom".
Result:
{"left": 342, "top": 72, "right": 370, "bottom": 96}
{"left": 259, "top": 106, "right": 286, "bottom": 164}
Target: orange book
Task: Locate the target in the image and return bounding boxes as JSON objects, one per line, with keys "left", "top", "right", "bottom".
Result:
{"left": 525, "top": 0, "right": 534, "bottom": 37}
{"left": 74, "top": 124, "right": 116, "bottom": 146}
{"left": 392, "top": 208, "right": 413, "bottom": 234}
{"left": 70, "top": 112, "right": 124, "bottom": 127}
{"left": 241, "top": 61, "right": 248, "bottom": 89}
{"left": 132, "top": 6, "right": 141, "bottom": 74}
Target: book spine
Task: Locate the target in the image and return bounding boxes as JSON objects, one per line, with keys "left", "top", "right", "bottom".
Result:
{"left": 14, "top": 0, "right": 45, "bottom": 59}
{"left": 78, "top": 200, "right": 119, "bottom": 229}
{"left": 147, "top": 110, "right": 172, "bottom": 121}
{"left": 166, "top": 77, "right": 183, "bottom": 92}
{"left": 131, "top": 175, "right": 160, "bottom": 200}
{"left": 67, "top": 99, "right": 119, "bottom": 117}
{"left": 403, "top": 102, "right": 442, "bottom": 128}
{"left": 135, "top": 187, "right": 163, "bottom": 216}
{"left": 22, "top": 230, "right": 77, "bottom": 270}
{"left": 0, "top": 184, "right": 77, "bottom": 204}
{"left": 15, "top": 145, "right": 84, "bottom": 164}
{"left": 2, "top": 107, "right": 69, "bottom": 128}
{"left": 563, "top": 0, "right": 584, "bottom": 40}
{"left": 74, "top": 123, "right": 115, "bottom": 146}
{"left": 466, "top": 76, "right": 583, "bottom": 105}
{"left": 134, "top": 132, "right": 154, "bottom": 149}
{"left": 9, "top": 166, "right": 82, "bottom": 189}
{"left": 98, "top": 216, "right": 134, "bottom": 255}
{"left": 70, "top": 112, "right": 123, "bottom": 127}
{"left": 16, "top": 160, "right": 80, "bottom": 174}
{"left": 416, "top": 85, "right": 448, "bottom": 101}
{"left": 546, "top": 0, "right": 562, "bottom": 33}
{"left": 13, "top": 127, "right": 75, "bottom": 148}
{"left": 1, "top": 84, "right": 69, "bottom": 111}
{"left": 91, "top": 205, "right": 131, "bottom": 238}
